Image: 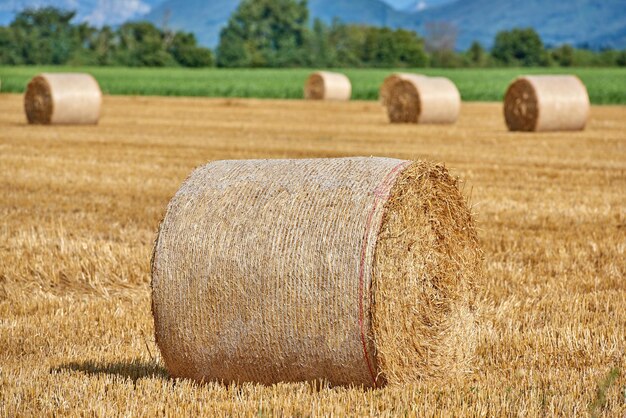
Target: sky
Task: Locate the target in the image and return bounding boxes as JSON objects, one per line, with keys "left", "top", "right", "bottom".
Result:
{"left": 380, "top": 0, "right": 456, "bottom": 11}
{"left": 0, "top": 0, "right": 458, "bottom": 26}
{"left": 0, "top": 0, "right": 156, "bottom": 25}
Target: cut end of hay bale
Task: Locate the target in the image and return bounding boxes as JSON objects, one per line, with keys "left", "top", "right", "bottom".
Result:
{"left": 304, "top": 73, "right": 325, "bottom": 100}
{"left": 379, "top": 73, "right": 423, "bottom": 107}
{"left": 24, "top": 73, "right": 102, "bottom": 125}
{"left": 504, "top": 75, "right": 589, "bottom": 132}
{"left": 372, "top": 161, "right": 482, "bottom": 385}
{"left": 24, "top": 75, "right": 53, "bottom": 125}
{"left": 503, "top": 77, "right": 539, "bottom": 132}
{"left": 151, "top": 157, "right": 481, "bottom": 387}
{"left": 386, "top": 79, "right": 421, "bottom": 123}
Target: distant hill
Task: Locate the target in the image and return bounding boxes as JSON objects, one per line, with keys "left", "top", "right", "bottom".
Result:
{"left": 144, "top": 0, "right": 626, "bottom": 50}
{"left": 1, "top": 0, "right": 625, "bottom": 50}
{"left": 403, "top": 0, "right": 626, "bottom": 49}
{"left": 144, "top": 0, "right": 405, "bottom": 46}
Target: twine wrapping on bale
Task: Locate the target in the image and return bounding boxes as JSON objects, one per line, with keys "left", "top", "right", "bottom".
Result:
{"left": 151, "top": 157, "right": 482, "bottom": 387}
{"left": 387, "top": 76, "right": 461, "bottom": 124}
{"left": 304, "top": 71, "right": 351, "bottom": 101}
{"left": 503, "top": 75, "right": 589, "bottom": 132}
{"left": 24, "top": 73, "right": 102, "bottom": 125}
{"left": 379, "top": 73, "right": 424, "bottom": 106}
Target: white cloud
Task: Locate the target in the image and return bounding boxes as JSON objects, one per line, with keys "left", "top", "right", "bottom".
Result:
{"left": 82, "top": 0, "right": 151, "bottom": 26}
{"left": 0, "top": 0, "right": 152, "bottom": 26}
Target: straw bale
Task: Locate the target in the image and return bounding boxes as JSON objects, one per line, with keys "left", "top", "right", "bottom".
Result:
{"left": 24, "top": 73, "right": 102, "bottom": 125}
{"left": 304, "top": 71, "right": 351, "bottom": 101}
{"left": 151, "top": 157, "right": 482, "bottom": 387}
{"left": 503, "top": 75, "right": 589, "bottom": 132}
{"left": 387, "top": 76, "right": 460, "bottom": 124}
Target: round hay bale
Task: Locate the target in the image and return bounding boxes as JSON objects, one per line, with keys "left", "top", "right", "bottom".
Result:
{"left": 387, "top": 76, "right": 461, "bottom": 124}
{"left": 304, "top": 71, "right": 351, "bottom": 101}
{"left": 503, "top": 75, "right": 589, "bottom": 132}
{"left": 24, "top": 73, "right": 102, "bottom": 125}
{"left": 151, "top": 157, "right": 482, "bottom": 387}
{"left": 379, "top": 73, "right": 424, "bottom": 106}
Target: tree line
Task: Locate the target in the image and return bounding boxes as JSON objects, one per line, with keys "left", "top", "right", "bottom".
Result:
{"left": 0, "top": 8, "right": 213, "bottom": 67}
{"left": 1, "top": 3, "right": 624, "bottom": 68}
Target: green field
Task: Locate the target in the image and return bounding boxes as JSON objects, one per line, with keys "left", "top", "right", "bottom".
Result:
{"left": 1, "top": 66, "right": 624, "bottom": 104}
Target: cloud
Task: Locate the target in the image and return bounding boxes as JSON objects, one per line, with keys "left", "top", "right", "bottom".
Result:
{"left": 82, "top": 0, "right": 151, "bottom": 26}
{"left": 0, "top": 0, "right": 152, "bottom": 26}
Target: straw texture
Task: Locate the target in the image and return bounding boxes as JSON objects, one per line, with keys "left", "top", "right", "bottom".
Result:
{"left": 503, "top": 75, "right": 589, "bottom": 132}
{"left": 151, "top": 157, "right": 481, "bottom": 387}
{"left": 387, "top": 76, "right": 461, "bottom": 124}
{"left": 379, "top": 73, "right": 424, "bottom": 106}
{"left": 24, "top": 73, "right": 102, "bottom": 125}
{"left": 304, "top": 71, "right": 351, "bottom": 101}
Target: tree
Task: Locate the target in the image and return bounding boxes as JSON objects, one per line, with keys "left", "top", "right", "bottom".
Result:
{"left": 0, "top": 26, "right": 22, "bottom": 64}
{"left": 393, "top": 29, "right": 428, "bottom": 67}
{"left": 169, "top": 32, "right": 213, "bottom": 67}
{"left": 216, "top": 0, "right": 309, "bottom": 67}
{"left": 466, "top": 41, "right": 487, "bottom": 67}
{"left": 9, "top": 7, "right": 80, "bottom": 64}
{"left": 491, "top": 28, "right": 547, "bottom": 66}
{"left": 551, "top": 44, "right": 574, "bottom": 66}
{"left": 115, "top": 21, "right": 175, "bottom": 67}
{"left": 424, "top": 21, "right": 457, "bottom": 53}
{"left": 309, "top": 18, "right": 334, "bottom": 67}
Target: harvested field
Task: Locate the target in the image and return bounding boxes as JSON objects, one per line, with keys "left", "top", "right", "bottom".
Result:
{"left": 0, "top": 93, "right": 625, "bottom": 415}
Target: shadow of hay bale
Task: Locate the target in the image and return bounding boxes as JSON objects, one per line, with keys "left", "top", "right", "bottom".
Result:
{"left": 52, "top": 360, "right": 169, "bottom": 383}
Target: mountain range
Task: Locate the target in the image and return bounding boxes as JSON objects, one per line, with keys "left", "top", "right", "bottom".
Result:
{"left": 1, "top": 0, "right": 625, "bottom": 50}
{"left": 145, "top": 0, "right": 626, "bottom": 50}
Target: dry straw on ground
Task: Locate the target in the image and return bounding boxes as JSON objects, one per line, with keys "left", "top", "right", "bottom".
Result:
{"left": 304, "top": 71, "right": 352, "bottom": 101}
{"left": 1, "top": 95, "right": 624, "bottom": 415}
{"left": 503, "top": 75, "right": 590, "bottom": 132}
{"left": 151, "top": 157, "right": 482, "bottom": 387}
{"left": 378, "top": 73, "right": 424, "bottom": 106}
{"left": 24, "top": 73, "right": 102, "bottom": 125}
{"left": 386, "top": 76, "right": 461, "bottom": 124}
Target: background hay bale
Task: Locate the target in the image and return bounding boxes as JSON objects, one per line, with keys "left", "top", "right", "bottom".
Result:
{"left": 151, "top": 157, "right": 482, "bottom": 387}
{"left": 304, "top": 71, "right": 351, "bottom": 101}
{"left": 379, "top": 73, "right": 424, "bottom": 106}
{"left": 503, "top": 75, "right": 589, "bottom": 132}
{"left": 24, "top": 73, "right": 102, "bottom": 125}
{"left": 386, "top": 76, "right": 461, "bottom": 124}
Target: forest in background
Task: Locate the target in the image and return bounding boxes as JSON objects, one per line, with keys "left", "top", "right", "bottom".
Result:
{"left": 1, "top": 2, "right": 625, "bottom": 68}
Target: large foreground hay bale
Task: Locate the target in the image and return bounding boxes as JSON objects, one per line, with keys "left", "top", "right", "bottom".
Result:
{"left": 24, "top": 73, "right": 102, "bottom": 125}
{"left": 304, "top": 71, "right": 351, "bottom": 101}
{"left": 152, "top": 157, "right": 482, "bottom": 387}
{"left": 379, "top": 73, "right": 424, "bottom": 106}
{"left": 387, "top": 76, "right": 461, "bottom": 124}
{"left": 503, "top": 75, "right": 589, "bottom": 132}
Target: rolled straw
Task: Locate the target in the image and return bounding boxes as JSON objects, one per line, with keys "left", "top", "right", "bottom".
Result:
{"left": 386, "top": 76, "right": 460, "bottom": 124}
{"left": 503, "top": 75, "right": 589, "bottom": 131}
{"left": 24, "top": 73, "right": 102, "bottom": 125}
{"left": 304, "top": 71, "right": 351, "bottom": 101}
{"left": 152, "top": 157, "right": 482, "bottom": 387}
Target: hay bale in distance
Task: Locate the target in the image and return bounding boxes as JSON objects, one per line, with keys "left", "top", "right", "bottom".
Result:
{"left": 151, "top": 157, "right": 482, "bottom": 387}
{"left": 387, "top": 76, "right": 461, "bottom": 124}
{"left": 304, "top": 71, "right": 351, "bottom": 101}
{"left": 379, "top": 73, "right": 424, "bottom": 106}
{"left": 24, "top": 73, "right": 102, "bottom": 125}
{"left": 503, "top": 75, "right": 589, "bottom": 132}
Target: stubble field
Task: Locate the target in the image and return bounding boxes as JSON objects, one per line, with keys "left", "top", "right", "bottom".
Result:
{"left": 0, "top": 93, "right": 625, "bottom": 416}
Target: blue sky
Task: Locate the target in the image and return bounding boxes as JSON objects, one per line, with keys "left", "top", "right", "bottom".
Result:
{"left": 0, "top": 0, "right": 457, "bottom": 26}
